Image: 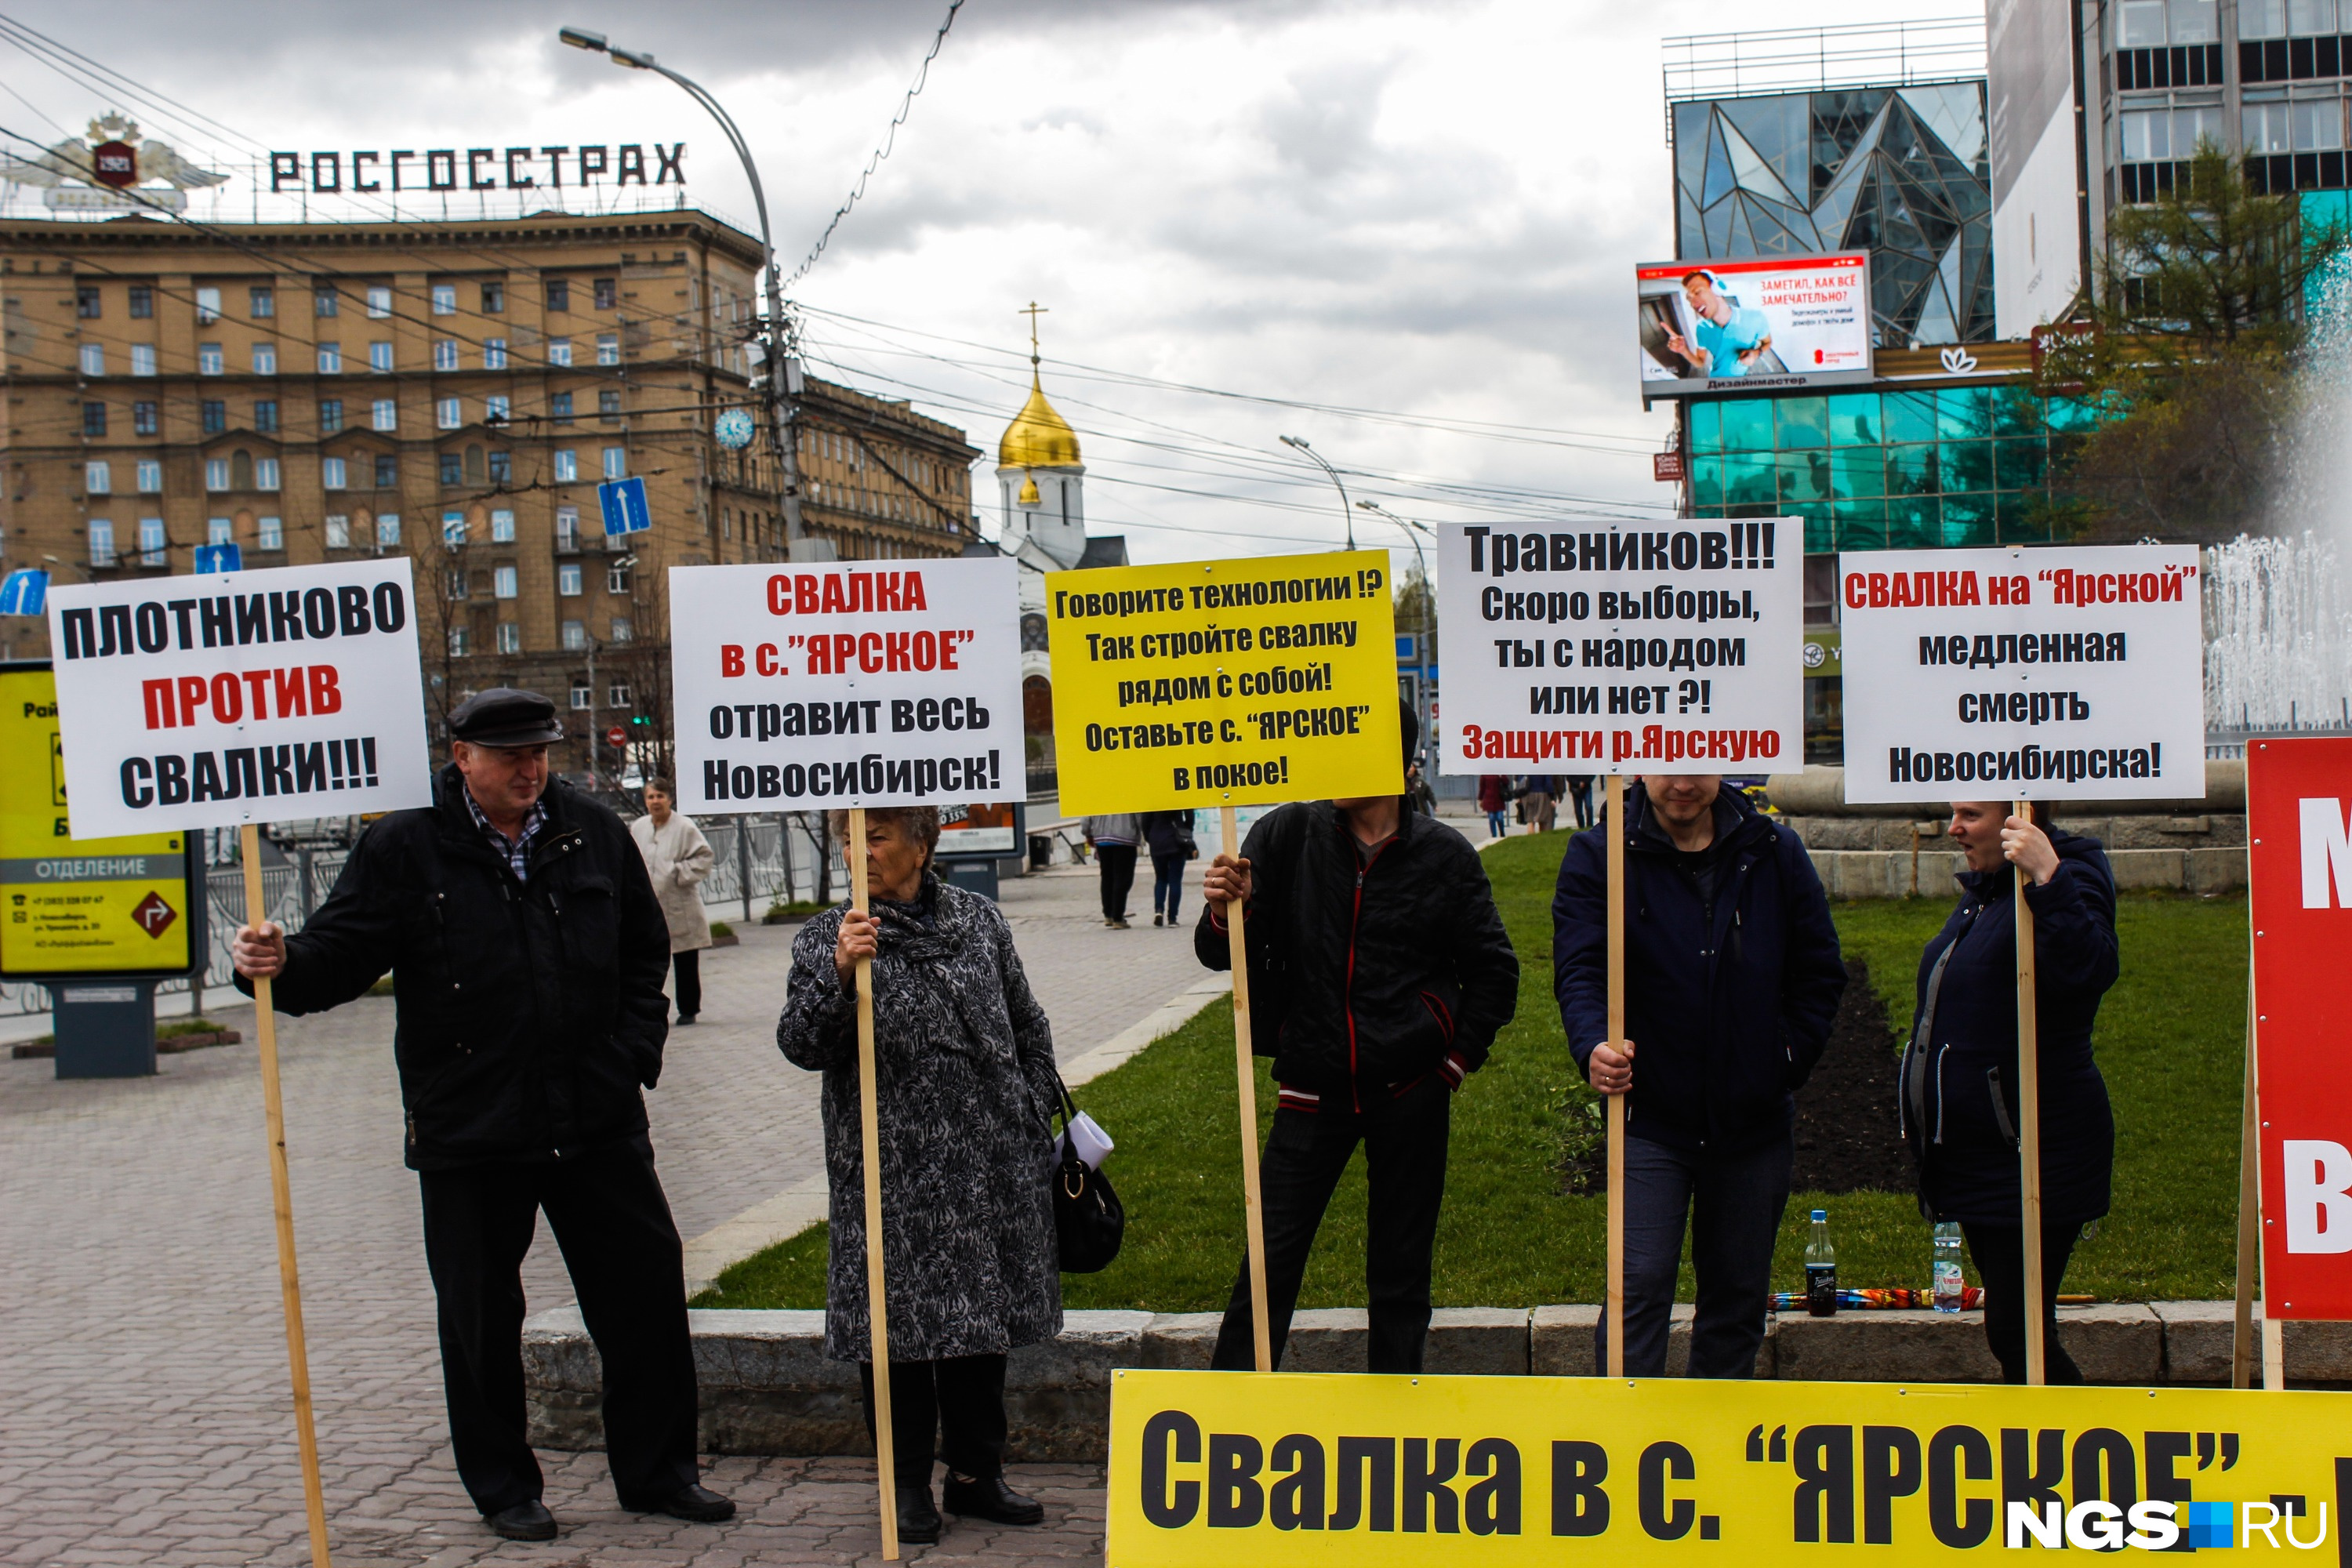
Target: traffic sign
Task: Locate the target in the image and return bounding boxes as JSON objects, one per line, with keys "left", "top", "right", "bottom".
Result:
{"left": 193, "top": 543, "right": 243, "bottom": 574}
{"left": 0, "top": 568, "right": 46, "bottom": 615}
{"left": 597, "top": 475, "right": 652, "bottom": 536}
{"left": 605, "top": 725, "right": 627, "bottom": 747}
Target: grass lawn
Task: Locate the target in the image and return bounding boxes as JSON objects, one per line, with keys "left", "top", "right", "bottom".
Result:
{"left": 694, "top": 832, "right": 2251, "bottom": 1311}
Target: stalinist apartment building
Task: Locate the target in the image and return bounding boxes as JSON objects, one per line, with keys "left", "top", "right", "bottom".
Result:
{"left": 1, "top": 207, "right": 978, "bottom": 769}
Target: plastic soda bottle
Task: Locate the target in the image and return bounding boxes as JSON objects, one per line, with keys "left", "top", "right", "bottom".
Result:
{"left": 1805, "top": 1209, "right": 1838, "bottom": 1317}
{"left": 1933, "top": 1221, "right": 1965, "bottom": 1312}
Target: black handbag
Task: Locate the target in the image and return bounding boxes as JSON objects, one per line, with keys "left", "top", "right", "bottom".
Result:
{"left": 1051, "top": 1074, "right": 1125, "bottom": 1273}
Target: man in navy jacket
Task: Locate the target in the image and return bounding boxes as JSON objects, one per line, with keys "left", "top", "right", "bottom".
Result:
{"left": 1553, "top": 775, "right": 1846, "bottom": 1376}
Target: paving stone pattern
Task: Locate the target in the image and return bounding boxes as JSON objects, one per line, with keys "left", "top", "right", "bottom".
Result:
{"left": 0, "top": 863, "right": 1203, "bottom": 1566}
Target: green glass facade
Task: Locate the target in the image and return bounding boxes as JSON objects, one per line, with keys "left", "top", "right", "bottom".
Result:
{"left": 1686, "top": 383, "right": 2100, "bottom": 553}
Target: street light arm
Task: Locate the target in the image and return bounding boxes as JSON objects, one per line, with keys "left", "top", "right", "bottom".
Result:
{"left": 1279, "top": 435, "right": 1356, "bottom": 551}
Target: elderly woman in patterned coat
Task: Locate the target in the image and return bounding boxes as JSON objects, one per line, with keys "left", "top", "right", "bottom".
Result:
{"left": 777, "top": 806, "right": 1062, "bottom": 1545}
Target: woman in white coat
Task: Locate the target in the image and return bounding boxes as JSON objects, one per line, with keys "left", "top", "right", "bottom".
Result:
{"left": 630, "top": 779, "right": 716, "bottom": 1025}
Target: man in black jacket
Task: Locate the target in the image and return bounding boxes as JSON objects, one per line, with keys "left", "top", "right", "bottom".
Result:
{"left": 1195, "top": 716, "right": 1519, "bottom": 1372}
{"left": 1553, "top": 775, "right": 1846, "bottom": 1377}
{"left": 231, "top": 689, "right": 731, "bottom": 1541}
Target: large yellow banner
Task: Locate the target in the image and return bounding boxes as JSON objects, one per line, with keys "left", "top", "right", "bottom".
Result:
{"left": 1108, "top": 1370, "right": 2347, "bottom": 1565}
{"left": 1047, "top": 552, "right": 1400, "bottom": 814}
{"left": 0, "top": 665, "right": 193, "bottom": 978}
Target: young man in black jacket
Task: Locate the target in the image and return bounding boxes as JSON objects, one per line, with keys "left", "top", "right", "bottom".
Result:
{"left": 231, "top": 689, "right": 731, "bottom": 1542}
{"left": 1553, "top": 775, "right": 1846, "bottom": 1377}
{"left": 1194, "top": 716, "right": 1519, "bottom": 1373}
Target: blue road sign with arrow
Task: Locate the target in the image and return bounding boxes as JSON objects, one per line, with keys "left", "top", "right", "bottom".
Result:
{"left": 0, "top": 568, "right": 46, "bottom": 615}
{"left": 597, "top": 476, "right": 652, "bottom": 536}
{"left": 194, "top": 543, "right": 243, "bottom": 575}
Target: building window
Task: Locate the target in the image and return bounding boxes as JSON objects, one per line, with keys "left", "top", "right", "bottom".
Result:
{"left": 496, "top": 622, "right": 521, "bottom": 655}
{"left": 485, "top": 394, "right": 511, "bottom": 425}
{"left": 549, "top": 339, "right": 573, "bottom": 367}
{"left": 318, "top": 343, "right": 343, "bottom": 375}
{"left": 448, "top": 626, "right": 471, "bottom": 657}
{"left": 195, "top": 286, "right": 222, "bottom": 324}
{"left": 481, "top": 281, "right": 505, "bottom": 314}
{"left": 488, "top": 450, "right": 512, "bottom": 483}
{"left": 249, "top": 287, "right": 274, "bottom": 319}
{"left": 82, "top": 401, "right": 107, "bottom": 437}
{"left": 552, "top": 391, "right": 575, "bottom": 423}
{"left": 484, "top": 337, "right": 508, "bottom": 370}
{"left": 443, "top": 510, "right": 469, "bottom": 547}
{"left": 491, "top": 508, "right": 515, "bottom": 542}
{"left": 230, "top": 451, "right": 253, "bottom": 488}
{"left": 89, "top": 517, "right": 114, "bottom": 565}
{"left": 597, "top": 333, "right": 620, "bottom": 365}
{"left": 433, "top": 340, "right": 459, "bottom": 372}
{"left": 494, "top": 565, "right": 519, "bottom": 599}
{"left": 608, "top": 681, "right": 630, "bottom": 707}
{"left": 201, "top": 400, "right": 227, "bottom": 434}
{"left": 2294, "top": 98, "right": 2345, "bottom": 151}
{"left": 129, "top": 285, "right": 153, "bottom": 318}
{"left": 77, "top": 285, "right": 100, "bottom": 318}
{"left": 377, "top": 513, "right": 401, "bottom": 547}
{"left": 571, "top": 681, "right": 593, "bottom": 709}
{"left": 437, "top": 397, "right": 463, "bottom": 430}
{"left": 607, "top": 562, "right": 631, "bottom": 594}
{"left": 255, "top": 399, "right": 278, "bottom": 433}
{"left": 440, "top": 452, "right": 464, "bottom": 485}
{"left": 85, "top": 459, "right": 111, "bottom": 495}
{"left": 558, "top": 562, "right": 583, "bottom": 596}
{"left": 370, "top": 341, "right": 394, "bottom": 373}
{"left": 599, "top": 388, "right": 622, "bottom": 419}
{"left": 252, "top": 343, "right": 277, "bottom": 375}
{"left": 136, "top": 459, "right": 162, "bottom": 493}
{"left": 609, "top": 616, "right": 633, "bottom": 644}
{"left": 561, "top": 620, "right": 588, "bottom": 651}
{"left": 367, "top": 285, "right": 392, "bottom": 318}
{"left": 445, "top": 568, "right": 468, "bottom": 601}
{"left": 431, "top": 283, "right": 457, "bottom": 315}
{"left": 257, "top": 515, "right": 283, "bottom": 550}
{"left": 319, "top": 398, "right": 344, "bottom": 433}
{"left": 314, "top": 285, "right": 339, "bottom": 318}
{"left": 375, "top": 453, "right": 399, "bottom": 487}
{"left": 602, "top": 446, "right": 626, "bottom": 479}
{"left": 556, "top": 507, "right": 579, "bottom": 550}
{"left": 593, "top": 278, "right": 617, "bottom": 310}
{"left": 554, "top": 449, "right": 579, "bottom": 482}
{"left": 131, "top": 343, "right": 156, "bottom": 376}
{"left": 372, "top": 398, "right": 398, "bottom": 431}
{"left": 78, "top": 343, "right": 104, "bottom": 376}
{"left": 256, "top": 457, "right": 281, "bottom": 491}
{"left": 325, "top": 514, "right": 350, "bottom": 549}
{"left": 323, "top": 456, "right": 347, "bottom": 490}
{"left": 547, "top": 278, "right": 571, "bottom": 311}
{"left": 198, "top": 343, "right": 225, "bottom": 376}
{"left": 140, "top": 516, "right": 166, "bottom": 564}
{"left": 209, "top": 517, "right": 234, "bottom": 546}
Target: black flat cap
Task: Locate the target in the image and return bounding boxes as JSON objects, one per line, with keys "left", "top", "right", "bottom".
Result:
{"left": 449, "top": 688, "right": 564, "bottom": 747}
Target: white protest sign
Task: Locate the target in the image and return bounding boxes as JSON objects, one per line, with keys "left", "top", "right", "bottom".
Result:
{"left": 1433, "top": 519, "right": 1804, "bottom": 774}
{"left": 1837, "top": 544, "right": 2204, "bottom": 803}
{"left": 47, "top": 559, "right": 433, "bottom": 837}
{"left": 670, "top": 556, "right": 1024, "bottom": 811}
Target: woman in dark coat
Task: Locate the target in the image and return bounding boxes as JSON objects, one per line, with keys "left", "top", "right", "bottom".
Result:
{"left": 778, "top": 807, "right": 1063, "bottom": 1542}
{"left": 1900, "top": 800, "right": 2118, "bottom": 1384}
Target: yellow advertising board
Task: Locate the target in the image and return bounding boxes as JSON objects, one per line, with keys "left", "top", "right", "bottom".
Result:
{"left": 1109, "top": 1369, "right": 2347, "bottom": 1565}
{"left": 0, "top": 663, "right": 194, "bottom": 978}
{"left": 1047, "top": 551, "right": 1401, "bottom": 814}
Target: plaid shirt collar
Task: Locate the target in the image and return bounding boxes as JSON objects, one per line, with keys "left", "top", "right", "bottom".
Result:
{"left": 463, "top": 788, "right": 547, "bottom": 882}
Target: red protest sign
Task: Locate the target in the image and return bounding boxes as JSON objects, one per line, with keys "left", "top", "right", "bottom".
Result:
{"left": 2249, "top": 736, "right": 2352, "bottom": 1319}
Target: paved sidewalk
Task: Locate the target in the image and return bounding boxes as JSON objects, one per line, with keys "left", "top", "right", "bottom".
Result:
{"left": 0, "top": 863, "right": 1207, "bottom": 1567}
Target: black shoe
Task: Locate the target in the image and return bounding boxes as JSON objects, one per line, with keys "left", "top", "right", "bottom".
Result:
{"left": 485, "top": 1500, "right": 557, "bottom": 1541}
{"left": 634, "top": 1483, "right": 736, "bottom": 1523}
{"left": 1152, "top": 913, "right": 1163, "bottom": 927}
{"left": 897, "top": 1482, "right": 943, "bottom": 1544}
{"left": 676, "top": 1014, "right": 696, "bottom": 1026}
{"left": 943, "top": 1472, "right": 1045, "bottom": 1526}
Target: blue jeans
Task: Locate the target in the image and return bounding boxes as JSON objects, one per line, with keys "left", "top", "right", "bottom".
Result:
{"left": 1150, "top": 853, "right": 1186, "bottom": 922}
{"left": 1486, "top": 809, "right": 1508, "bottom": 838}
{"left": 1595, "top": 1127, "right": 1792, "bottom": 1377}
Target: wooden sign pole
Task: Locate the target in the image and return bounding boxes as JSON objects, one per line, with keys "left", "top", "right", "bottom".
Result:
{"left": 2012, "top": 800, "right": 2047, "bottom": 1387}
{"left": 2233, "top": 976, "right": 2260, "bottom": 1390}
{"left": 240, "top": 822, "right": 333, "bottom": 1568}
{"left": 1221, "top": 804, "right": 1274, "bottom": 1372}
{"left": 1604, "top": 775, "right": 1627, "bottom": 1379}
{"left": 848, "top": 807, "right": 900, "bottom": 1560}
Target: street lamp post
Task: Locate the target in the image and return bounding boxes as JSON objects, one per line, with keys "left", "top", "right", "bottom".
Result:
{"left": 561, "top": 27, "right": 810, "bottom": 552}
{"left": 1279, "top": 434, "right": 1356, "bottom": 551}
{"left": 1356, "top": 501, "right": 1437, "bottom": 769}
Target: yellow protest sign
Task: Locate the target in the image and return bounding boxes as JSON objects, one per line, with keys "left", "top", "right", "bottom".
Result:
{"left": 1108, "top": 1369, "right": 2346, "bottom": 1566}
{"left": 1046, "top": 551, "right": 1400, "bottom": 814}
{"left": 0, "top": 665, "right": 193, "bottom": 978}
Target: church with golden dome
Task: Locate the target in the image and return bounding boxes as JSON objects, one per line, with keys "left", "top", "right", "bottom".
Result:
{"left": 987, "top": 303, "right": 1126, "bottom": 576}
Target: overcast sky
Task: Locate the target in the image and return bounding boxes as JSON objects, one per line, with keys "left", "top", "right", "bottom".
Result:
{"left": 2, "top": 0, "right": 1973, "bottom": 568}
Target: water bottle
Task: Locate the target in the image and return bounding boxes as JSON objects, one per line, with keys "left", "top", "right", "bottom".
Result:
{"left": 1805, "top": 1209, "right": 1838, "bottom": 1317}
{"left": 1933, "top": 1221, "right": 1965, "bottom": 1313}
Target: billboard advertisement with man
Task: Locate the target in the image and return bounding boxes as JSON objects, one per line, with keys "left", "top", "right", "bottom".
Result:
{"left": 1637, "top": 252, "right": 1872, "bottom": 399}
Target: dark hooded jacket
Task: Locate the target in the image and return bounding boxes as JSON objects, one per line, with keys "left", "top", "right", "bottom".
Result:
{"left": 1552, "top": 782, "right": 1847, "bottom": 1153}
{"left": 1900, "top": 832, "right": 2118, "bottom": 1226}
{"left": 237, "top": 764, "right": 672, "bottom": 1169}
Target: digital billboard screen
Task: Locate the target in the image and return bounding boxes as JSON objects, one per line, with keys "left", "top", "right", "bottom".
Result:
{"left": 1637, "top": 252, "right": 1873, "bottom": 399}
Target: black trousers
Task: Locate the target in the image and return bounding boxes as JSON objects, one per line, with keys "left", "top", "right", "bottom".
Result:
{"left": 416, "top": 1136, "right": 702, "bottom": 1514}
{"left": 1599, "top": 1128, "right": 1791, "bottom": 1377}
{"left": 858, "top": 1355, "right": 1010, "bottom": 1488}
{"left": 670, "top": 947, "right": 701, "bottom": 1020}
{"left": 1567, "top": 777, "right": 1595, "bottom": 829}
{"left": 1213, "top": 1076, "right": 1451, "bottom": 1373}
{"left": 1096, "top": 843, "right": 1138, "bottom": 920}
{"left": 1962, "top": 1220, "right": 2085, "bottom": 1385}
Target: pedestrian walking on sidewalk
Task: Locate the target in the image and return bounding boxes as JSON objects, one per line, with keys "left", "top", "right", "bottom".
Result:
{"left": 228, "top": 689, "right": 731, "bottom": 1544}
{"left": 1566, "top": 772, "right": 1596, "bottom": 830}
{"left": 1479, "top": 774, "right": 1509, "bottom": 840}
{"left": 1083, "top": 813, "right": 1142, "bottom": 927}
{"left": 630, "top": 778, "right": 715, "bottom": 1025}
{"left": 1139, "top": 809, "right": 1197, "bottom": 927}
{"left": 779, "top": 807, "right": 1064, "bottom": 1544}
{"left": 1197, "top": 706, "right": 1519, "bottom": 1373}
